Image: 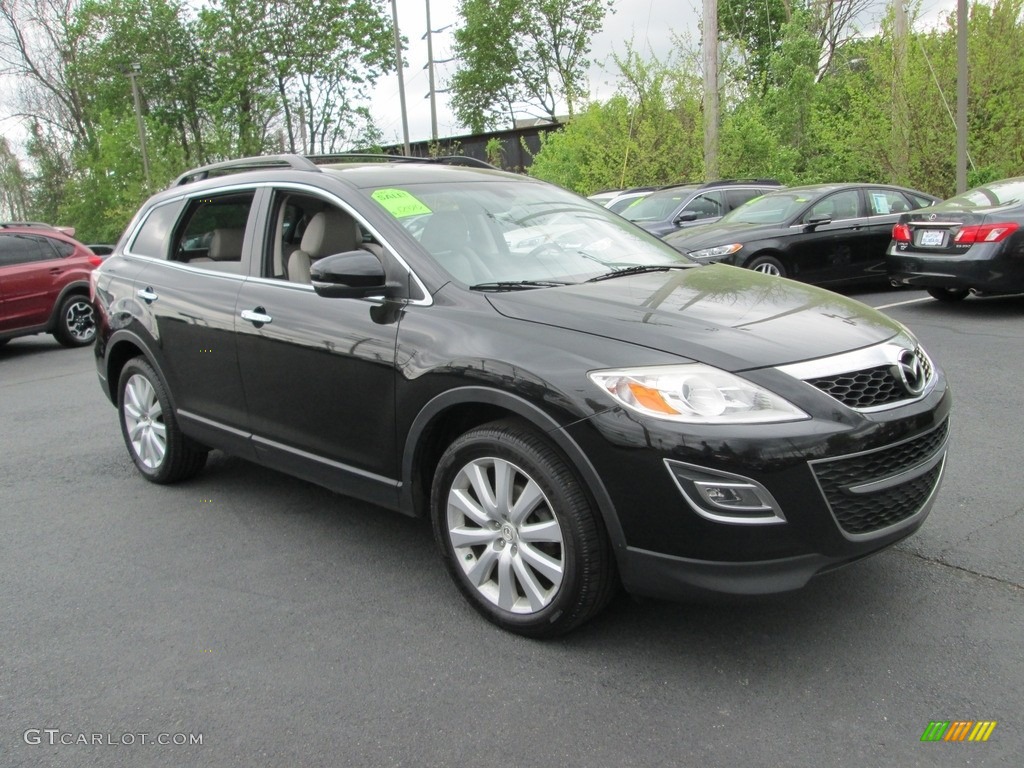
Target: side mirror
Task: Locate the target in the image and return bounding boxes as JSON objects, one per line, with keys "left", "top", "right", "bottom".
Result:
{"left": 675, "top": 211, "right": 699, "bottom": 224}
{"left": 805, "top": 215, "right": 832, "bottom": 228}
{"left": 311, "top": 251, "right": 389, "bottom": 298}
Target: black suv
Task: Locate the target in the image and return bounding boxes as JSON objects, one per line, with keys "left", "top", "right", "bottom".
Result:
{"left": 93, "top": 155, "right": 951, "bottom": 636}
{"left": 622, "top": 179, "right": 783, "bottom": 237}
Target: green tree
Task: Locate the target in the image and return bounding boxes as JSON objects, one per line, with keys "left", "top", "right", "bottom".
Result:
{"left": 528, "top": 48, "right": 702, "bottom": 194}
{"left": 451, "top": 0, "right": 613, "bottom": 132}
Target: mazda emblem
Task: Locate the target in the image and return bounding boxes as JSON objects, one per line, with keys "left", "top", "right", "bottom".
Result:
{"left": 895, "top": 349, "right": 926, "bottom": 396}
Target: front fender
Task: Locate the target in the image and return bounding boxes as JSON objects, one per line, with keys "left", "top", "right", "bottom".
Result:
{"left": 400, "top": 385, "right": 628, "bottom": 556}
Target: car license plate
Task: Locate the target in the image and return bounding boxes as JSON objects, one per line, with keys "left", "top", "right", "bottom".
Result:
{"left": 919, "top": 230, "right": 945, "bottom": 247}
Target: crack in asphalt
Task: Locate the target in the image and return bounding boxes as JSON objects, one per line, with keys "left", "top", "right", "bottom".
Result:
{"left": 895, "top": 547, "right": 1023, "bottom": 590}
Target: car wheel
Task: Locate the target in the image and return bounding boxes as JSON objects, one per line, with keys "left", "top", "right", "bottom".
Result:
{"left": 118, "top": 358, "right": 208, "bottom": 483}
{"left": 927, "top": 287, "right": 969, "bottom": 303}
{"left": 432, "top": 419, "right": 616, "bottom": 637}
{"left": 747, "top": 255, "right": 786, "bottom": 278}
{"left": 53, "top": 294, "right": 96, "bottom": 347}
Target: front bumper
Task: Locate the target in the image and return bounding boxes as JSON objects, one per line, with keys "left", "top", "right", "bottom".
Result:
{"left": 563, "top": 375, "right": 951, "bottom": 599}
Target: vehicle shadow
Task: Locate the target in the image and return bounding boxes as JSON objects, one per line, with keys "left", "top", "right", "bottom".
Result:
{"left": 184, "top": 452, "right": 939, "bottom": 674}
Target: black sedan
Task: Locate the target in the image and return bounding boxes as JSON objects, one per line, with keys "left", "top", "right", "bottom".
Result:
{"left": 888, "top": 176, "right": 1024, "bottom": 302}
{"left": 665, "top": 183, "right": 939, "bottom": 286}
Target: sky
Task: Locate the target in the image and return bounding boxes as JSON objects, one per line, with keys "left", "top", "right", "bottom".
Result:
{"left": 370, "top": 0, "right": 960, "bottom": 146}
{"left": 0, "top": 0, "right": 962, "bottom": 155}
{"left": 373, "top": 0, "right": 702, "bottom": 145}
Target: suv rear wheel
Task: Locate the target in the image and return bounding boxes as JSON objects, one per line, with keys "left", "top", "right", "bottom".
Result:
{"left": 118, "top": 358, "right": 208, "bottom": 483}
{"left": 431, "top": 419, "right": 615, "bottom": 637}
{"left": 53, "top": 294, "right": 96, "bottom": 347}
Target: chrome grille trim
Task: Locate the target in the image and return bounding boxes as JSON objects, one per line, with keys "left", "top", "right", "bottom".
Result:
{"left": 776, "top": 336, "right": 936, "bottom": 412}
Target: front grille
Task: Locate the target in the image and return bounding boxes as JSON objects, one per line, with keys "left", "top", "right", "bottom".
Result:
{"left": 812, "top": 420, "right": 948, "bottom": 536}
{"left": 807, "top": 347, "right": 934, "bottom": 410}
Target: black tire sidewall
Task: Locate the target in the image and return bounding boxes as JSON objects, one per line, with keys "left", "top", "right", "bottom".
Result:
{"left": 927, "top": 287, "right": 969, "bottom": 303}
{"left": 431, "top": 422, "right": 602, "bottom": 637}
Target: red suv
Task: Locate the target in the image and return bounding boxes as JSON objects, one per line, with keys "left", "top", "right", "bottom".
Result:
{"left": 0, "top": 222, "right": 102, "bottom": 348}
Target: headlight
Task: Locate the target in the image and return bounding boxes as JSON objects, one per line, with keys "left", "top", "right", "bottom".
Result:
{"left": 589, "top": 364, "right": 808, "bottom": 424}
{"left": 689, "top": 243, "right": 743, "bottom": 260}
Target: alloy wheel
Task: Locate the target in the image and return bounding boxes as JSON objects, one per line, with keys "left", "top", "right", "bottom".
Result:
{"left": 445, "top": 456, "right": 565, "bottom": 614}
{"left": 122, "top": 374, "right": 167, "bottom": 469}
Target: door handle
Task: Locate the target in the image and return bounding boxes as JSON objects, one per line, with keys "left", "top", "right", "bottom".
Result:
{"left": 240, "top": 307, "right": 272, "bottom": 326}
{"left": 137, "top": 287, "right": 158, "bottom": 303}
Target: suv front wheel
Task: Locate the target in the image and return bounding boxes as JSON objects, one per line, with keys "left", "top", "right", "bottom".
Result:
{"left": 118, "top": 358, "right": 208, "bottom": 483}
{"left": 431, "top": 419, "right": 615, "bottom": 637}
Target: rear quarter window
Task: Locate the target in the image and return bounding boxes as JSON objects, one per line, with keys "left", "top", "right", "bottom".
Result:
{"left": 129, "top": 202, "right": 183, "bottom": 259}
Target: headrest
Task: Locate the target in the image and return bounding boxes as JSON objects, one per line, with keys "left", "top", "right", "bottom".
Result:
{"left": 300, "top": 210, "right": 359, "bottom": 257}
{"left": 208, "top": 228, "right": 243, "bottom": 261}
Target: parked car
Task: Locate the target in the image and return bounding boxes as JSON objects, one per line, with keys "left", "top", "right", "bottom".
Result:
{"left": 0, "top": 222, "right": 102, "bottom": 347}
{"left": 604, "top": 186, "right": 659, "bottom": 214}
{"left": 623, "top": 179, "right": 784, "bottom": 237}
{"left": 888, "top": 176, "right": 1024, "bottom": 302}
{"left": 665, "top": 183, "right": 940, "bottom": 287}
{"left": 93, "top": 154, "right": 951, "bottom": 636}
{"left": 586, "top": 189, "right": 623, "bottom": 205}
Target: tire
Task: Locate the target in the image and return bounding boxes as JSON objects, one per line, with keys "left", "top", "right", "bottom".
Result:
{"left": 746, "top": 254, "right": 786, "bottom": 278}
{"left": 927, "top": 287, "right": 969, "bottom": 303}
{"left": 117, "top": 358, "right": 208, "bottom": 483}
{"left": 431, "top": 419, "right": 616, "bottom": 637}
{"left": 52, "top": 294, "right": 97, "bottom": 347}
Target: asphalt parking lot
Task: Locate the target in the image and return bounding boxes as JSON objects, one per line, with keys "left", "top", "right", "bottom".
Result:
{"left": 2, "top": 288, "right": 1022, "bottom": 767}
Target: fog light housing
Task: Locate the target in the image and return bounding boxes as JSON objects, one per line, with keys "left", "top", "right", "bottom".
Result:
{"left": 665, "top": 460, "right": 786, "bottom": 525}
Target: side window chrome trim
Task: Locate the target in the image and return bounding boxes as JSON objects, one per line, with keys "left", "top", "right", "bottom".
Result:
{"left": 115, "top": 252, "right": 248, "bottom": 281}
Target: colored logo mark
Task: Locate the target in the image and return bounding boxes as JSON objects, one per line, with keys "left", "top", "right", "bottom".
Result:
{"left": 921, "top": 720, "right": 997, "bottom": 742}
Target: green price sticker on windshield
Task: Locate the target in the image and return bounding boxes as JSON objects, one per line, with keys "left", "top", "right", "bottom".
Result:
{"left": 372, "top": 188, "right": 432, "bottom": 218}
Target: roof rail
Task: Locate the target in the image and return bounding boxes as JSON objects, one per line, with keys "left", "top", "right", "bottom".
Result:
{"left": 171, "top": 152, "right": 498, "bottom": 188}
{"left": 697, "top": 178, "right": 783, "bottom": 189}
{"left": 1, "top": 221, "right": 60, "bottom": 230}
{"left": 311, "top": 153, "right": 497, "bottom": 170}
{"left": 171, "top": 155, "right": 321, "bottom": 187}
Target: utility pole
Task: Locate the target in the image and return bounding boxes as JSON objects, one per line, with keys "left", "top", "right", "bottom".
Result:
{"left": 956, "top": 0, "right": 968, "bottom": 193}
{"left": 425, "top": 0, "right": 438, "bottom": 141}
{"left": 702, "top": 0, "right": 719, "bottom": 180}
{"left": 391, "top": 0, "right": 411, "bottom": 155}
{"left": 893, "top": 1, "right": 909, "bottom": 184}
{"left": 127, "top": 63, "right": 151, "bottom": 188}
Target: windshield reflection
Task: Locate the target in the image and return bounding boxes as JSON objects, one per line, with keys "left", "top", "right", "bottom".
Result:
{"left": 367, "top": 181, "right": 692, "bottom": 286}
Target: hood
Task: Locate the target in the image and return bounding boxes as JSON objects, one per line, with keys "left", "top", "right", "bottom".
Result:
{"left": 664, "top": 221, "right": 783, "bottom": 253}
{"left": 486, "top": 265, "right": 903, "bottom": 371}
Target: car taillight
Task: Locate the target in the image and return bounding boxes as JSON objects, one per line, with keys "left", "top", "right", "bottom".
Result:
{"left": 88, "top": 255, "right": 103, "bottom": 266}
{"left": 892, "top": 223, "right": 911, "bottom": 242}
{"left": 954, "top": 222, "right": 1020, "bottom": 244}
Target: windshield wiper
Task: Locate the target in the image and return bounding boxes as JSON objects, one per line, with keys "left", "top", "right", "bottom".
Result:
{"left": 469, "top": 280, "right": 573, "bottom": 291}
{"left": 586, "top": 264, "right": 696, "bottom": 283}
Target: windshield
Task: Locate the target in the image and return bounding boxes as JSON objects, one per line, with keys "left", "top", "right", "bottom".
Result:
{"left": 719, "top": 192, "right": 810, "bottom": 225}
{"left": 622, "top": 187, "right": 698, "bottom": 222}
{"left": 367, "top": 180, "right": 692, "bottom": 286}
{"left": 941, "top": 179, "right": 1024, "bottom": 209}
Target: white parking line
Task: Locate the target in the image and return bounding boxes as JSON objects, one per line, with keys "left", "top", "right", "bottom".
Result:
{"left": 874, "top": 296, "right": 932, "bottom": 310}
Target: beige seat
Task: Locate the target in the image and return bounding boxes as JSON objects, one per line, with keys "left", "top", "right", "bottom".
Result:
{"left": 288, "top": 210, "right": 360, "bottom": 283}
{"left": 207, "top": 228, "right": 243, "bottom": 261}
